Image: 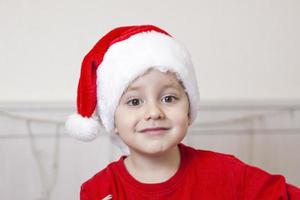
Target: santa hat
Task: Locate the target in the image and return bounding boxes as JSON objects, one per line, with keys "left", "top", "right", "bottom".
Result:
{"left": 65, "top": 25, "right": 200, "bottom": 143}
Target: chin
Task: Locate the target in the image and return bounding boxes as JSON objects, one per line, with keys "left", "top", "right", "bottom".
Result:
{"left": 139, "top": 141, "right": 177, "bottom": 155}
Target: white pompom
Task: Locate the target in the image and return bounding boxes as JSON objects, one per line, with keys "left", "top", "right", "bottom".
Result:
{"left": 65, "top": 113, "right": 100, "bottom": 141}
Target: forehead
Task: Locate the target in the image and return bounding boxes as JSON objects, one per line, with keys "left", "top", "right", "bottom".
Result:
{"left": 126, "top": 69, "right": 184, "bottom": 91}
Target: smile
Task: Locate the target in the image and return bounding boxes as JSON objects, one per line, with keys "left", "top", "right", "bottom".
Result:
{"left": 140, "top": 127, "right": 170, "bottom": 135}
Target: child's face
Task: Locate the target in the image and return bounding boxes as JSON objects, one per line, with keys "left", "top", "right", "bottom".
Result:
{"left": 114, "top": 69, "right": 190, "bottom": 155}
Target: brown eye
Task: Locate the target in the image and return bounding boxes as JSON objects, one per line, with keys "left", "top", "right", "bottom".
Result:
{"left": 162, "top": 96, "right": 177, "bottom": 103}
{"left": 127, "top": 98, "right": 142, "bottom": 106}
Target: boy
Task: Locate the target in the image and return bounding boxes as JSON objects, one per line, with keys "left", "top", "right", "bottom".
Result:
{"left": 66, "top": 25, "right": 300, "bottom": 199}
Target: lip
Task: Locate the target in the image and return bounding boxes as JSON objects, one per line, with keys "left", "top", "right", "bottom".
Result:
{"left": 140, "top": 127, "right": 170, "bottom": 135}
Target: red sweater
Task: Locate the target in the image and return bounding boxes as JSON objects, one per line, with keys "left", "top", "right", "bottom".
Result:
{"left": 80, "top": 143, "right": 300, "bottom": 199}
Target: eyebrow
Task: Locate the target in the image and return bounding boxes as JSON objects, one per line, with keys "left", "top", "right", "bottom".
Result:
{"left": 126, "top": 83, "right": 182, "bottom": 93}
{"left": 125, "top": 86, "right": 141, "bottom": 92}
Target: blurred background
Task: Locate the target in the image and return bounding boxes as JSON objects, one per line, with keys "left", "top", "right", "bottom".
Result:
{"left": 0, "top": 0, "right": 299, "bottom": 199}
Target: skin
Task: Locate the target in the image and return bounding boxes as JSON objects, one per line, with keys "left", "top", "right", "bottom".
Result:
{"left": 114, "top": 68, "right": 191, "bottom": 183}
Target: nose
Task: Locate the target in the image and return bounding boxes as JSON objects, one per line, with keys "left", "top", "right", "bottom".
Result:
{"left": 144, "top": 101, "right": 165, "bottom": 120}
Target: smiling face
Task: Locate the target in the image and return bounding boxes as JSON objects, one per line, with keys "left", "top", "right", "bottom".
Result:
{"left": 114, "top": 68, "right": 190, "bottom": 156}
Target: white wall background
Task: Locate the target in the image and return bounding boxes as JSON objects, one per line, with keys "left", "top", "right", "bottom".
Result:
{"left": 0, "top": 0, "right": 300, "bottom": 101}
{"left": 0, "top": 0, "right": 300, "bottom": 200}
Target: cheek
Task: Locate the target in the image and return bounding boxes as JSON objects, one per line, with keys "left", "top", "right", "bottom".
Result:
{"left": 167, "top": 108, "right": 188, "bottom": 127}
{"left": 115, "top": 109, "right": 139, "bottom": 130}
{"left": 169, "top": 103, "right": 190, "bottom": 125}
{"left": 173, "top": 114, "right": 189, "bottom": 127}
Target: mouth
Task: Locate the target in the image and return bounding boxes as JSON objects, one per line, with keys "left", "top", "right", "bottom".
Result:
{"left": 140, "top": 127, "right": 170, "bottom": 135}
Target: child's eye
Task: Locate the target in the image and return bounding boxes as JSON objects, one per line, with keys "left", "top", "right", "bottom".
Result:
{"left": 127, "top": 98, "right": 143, "bottom": 106}
{"left": 162, "top": 95, "right": 178, "bottom": 103}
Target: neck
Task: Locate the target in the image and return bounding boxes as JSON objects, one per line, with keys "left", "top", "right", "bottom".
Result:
{"left": 124, "top": 145, "right": 181, "bottom": 183}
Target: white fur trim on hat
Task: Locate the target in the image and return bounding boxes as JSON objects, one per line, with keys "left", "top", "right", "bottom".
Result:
{"left": 65, "top": 113, "right": 101, "bottom": 141}
{"left": 97, "top": 31, "right": 200, "bottom": 134}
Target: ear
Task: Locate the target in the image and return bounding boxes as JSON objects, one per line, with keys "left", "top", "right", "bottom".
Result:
{"left": 114, "top": 127, "right": 119, "bottom": 134}
{"left": 187, "top": 112, "right": 192, "bottom": 126}
{"left": 113, "top": 120, "right": 118, "bottom": 134}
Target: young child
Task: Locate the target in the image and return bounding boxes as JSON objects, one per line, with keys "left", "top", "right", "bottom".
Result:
{"left": 66, "top": 25, "right": 300, "bottom": 199}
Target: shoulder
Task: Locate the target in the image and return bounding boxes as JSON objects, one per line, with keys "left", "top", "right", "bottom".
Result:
{"left": 180, "top": 143, "right": 249, "bottom": 188}
{"left": 80, "top": 159, "right": 120, "bottom": 199}
{"left": 180, "top": 143, "right": 245, "bottom": 170}
{"left": 180, "top": 144, "right": 300, "bottom": 198}
{"left": 81, "top": 166, "right": 111, "bottom": 191}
